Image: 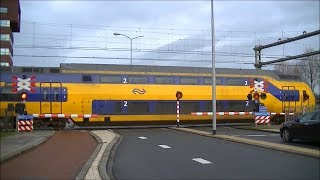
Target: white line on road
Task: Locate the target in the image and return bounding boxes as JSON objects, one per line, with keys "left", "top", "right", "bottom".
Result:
{"left": 192, "top": 158, "right": 212, "bottom": 164}
{"left": 158, "top": 145, "right": 172, "bottom": 149}
{"left": 247, "top": 134, "right": 267, "bottom": 137}
{"left": 138, "top": 136, "right": 148, "bottom": 139}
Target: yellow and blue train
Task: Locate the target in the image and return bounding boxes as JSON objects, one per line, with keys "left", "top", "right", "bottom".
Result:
{"left": 0, "top": 63, "right": 316, "bottom": 128}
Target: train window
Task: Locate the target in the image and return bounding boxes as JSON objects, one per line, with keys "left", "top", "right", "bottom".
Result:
{"left": 128, "top": 76, "right": 149, "bottom": 84}
{"left": 33, "top": 68, "right": 43, "bottom": 73}
{"left": 22, "top": 68, "right": 32, "bottom": 72}
{"left": 155, "top": 77, "right": 175, "bottom": 84}
{"left": 50, "top": 68, "right": 60, "bottom": 73}
{"left": 226, "top": 78, "right": 246, "bottom": 86}
{"left": 100, "top": 75, "right": 122, "bottom": 83}
{"left": 82, "top": 75, "right": 92, "bottom": 83}
{"left": 43, "top": 89, "right": 49, "bottom": 101}
{"left": 128, "top": 101, "right": 149, "bottom": 114}
{"left": 204, "top": 77, "right": 222, "bottom": 85}
{"left": 0, "top": 87, "right": 19, "bottom": 101}
{"left": 155, "top": 101, "right": 176, "bottom": 114}
{"left": 180, "top": 102, "right": 200, "bottom": 114}
{"left": 225, "top": 101, "right": 246, "bottom": 111}
{"left": 53, "top": 88, "right": 59, "bottom": 101}
{"left": 180, "top": 77, "right": 198, "bottom": 85}
{"left": 202, "top": 101, "right": 224, "bottom": 112}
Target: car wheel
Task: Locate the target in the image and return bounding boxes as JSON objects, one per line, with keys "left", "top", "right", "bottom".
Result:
{"left": 281, "top": 129, "right": 292, "bottom": 143}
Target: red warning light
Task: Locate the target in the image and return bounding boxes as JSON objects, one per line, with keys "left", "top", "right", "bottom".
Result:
{"left": 176, "top": 91, "right": 183, "bottom": 100}
{"left": 21, "top": 93, "right": 27, "bottom": 101}
{"left": 253, "top": 92, "right": 259, "bottom": 100}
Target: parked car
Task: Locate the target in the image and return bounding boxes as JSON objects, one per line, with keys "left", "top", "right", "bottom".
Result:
{"left": 280, "top": 111, "right": 320, "bottom": 143}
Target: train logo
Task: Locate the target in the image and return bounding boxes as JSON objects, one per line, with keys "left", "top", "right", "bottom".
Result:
{"left": 12, "top": 75, "right": 36, "bottom": 93}
{"left": 250, "top": 79, "right": 268, "bottom": 93}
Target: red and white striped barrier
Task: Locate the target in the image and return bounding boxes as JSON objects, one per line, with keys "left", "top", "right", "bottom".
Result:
{"left": 191, "top": 112, "right": 295, "bottom": 116}
{"left": 17, "top": 115, "right": 33, "bottom": 132}
{"left": 32, "top": 114, "right": 98, "bottom": 118}
{"left": 18, "top": 120, "right": 33, "bottom": 126}
{"left": 254, "top": 116, "right": 270, "bottom": 124}
{"left": 177, "top": 101, "right": 180, "bottom": 127}
{"left": 18, "top": 125, "right": 33, "bottom": 131}
{"left": 270, "top": 112, "right": 295, "bottom": 115}
{"left": 191, "top": 112, "right": 253, "bottom": 116}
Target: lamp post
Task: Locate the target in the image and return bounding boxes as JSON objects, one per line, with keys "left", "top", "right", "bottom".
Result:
{"left": 211, "top": 0, "right": 217, "bottom": 134}
{"left": 113, "top": 33, "right": 143, "bottom": 70}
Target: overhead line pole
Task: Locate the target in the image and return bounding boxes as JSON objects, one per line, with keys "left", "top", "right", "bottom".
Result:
{"left": 254, "top": 30, "right": 320, "bottom": 51}
{"left": 211, "top": 0, "right": 217, "bottom": 135}
{"left": 258, "top": 50, "right": 320, "bottom": 66}
{"left": 254, "top": 29, "right": 320, "bottom": 69}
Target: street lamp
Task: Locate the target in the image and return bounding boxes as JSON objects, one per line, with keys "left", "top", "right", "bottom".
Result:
{"left": 113, "top": 33, "right": 144, "bottom": 70}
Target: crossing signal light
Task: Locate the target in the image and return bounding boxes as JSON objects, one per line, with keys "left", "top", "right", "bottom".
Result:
{"left": 253, "top": 92, "right": 259, "bottom": 100}
{"left": 176, "top": 91, "right": 183, "bottom": 100}
{"left": 247, "top": 94, "right": 252, "bottom": 100}
{"left": 260, "top": 93, "right": 267, "bottom": 100}
{"left": 303, "top": 90, "right": 309, "bottom": 102}
{"left": 20, "top": 92, "right": 27, "bottom": 101}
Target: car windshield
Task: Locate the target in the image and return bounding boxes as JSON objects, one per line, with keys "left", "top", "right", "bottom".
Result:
{"left": 299, "top": 111, "right": 319, "bottom": 122}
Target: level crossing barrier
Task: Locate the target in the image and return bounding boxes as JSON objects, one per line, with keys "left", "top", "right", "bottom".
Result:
{"left": 16, "top": 114, "right": 33, "bottom": 132}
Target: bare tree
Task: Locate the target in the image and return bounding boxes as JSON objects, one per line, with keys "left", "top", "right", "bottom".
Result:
{"left": 274, "top": 61, "right": 296, "bottom": 75}
{"left": 295, "top": 48, "right": 320, "bottom": 92}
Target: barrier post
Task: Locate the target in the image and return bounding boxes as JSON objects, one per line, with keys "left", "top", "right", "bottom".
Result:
{"left": 176, "top": 100, "right": 180, "bottom": 128}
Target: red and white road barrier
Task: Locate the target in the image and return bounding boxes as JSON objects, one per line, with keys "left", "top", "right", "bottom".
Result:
{"left": 191, "top": 112, "right": 253, "bottom": 116}
{"left": 254, "top": 116, "right": 270, "bottom": 124}
{"left": 177, "top": 101, "right": 180, "bottom": 127}
{"left": 32, "top": 114, "right": 98, "bottom": 118}
{"left": 18, "top": 120, "right": 33, "bottom": 126}
{"left": 17, "top": 115, "right": 33, "bottom": 132}
{"left": 191, "top": 112, "right": 295, "bottom": 116}
{"left": 18, "top": 125, "right": 33, "bottom": 131}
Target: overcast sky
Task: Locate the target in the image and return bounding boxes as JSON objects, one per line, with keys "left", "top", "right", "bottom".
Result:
{"left": 13, "top": 0, "right": 320, "bottom": 70}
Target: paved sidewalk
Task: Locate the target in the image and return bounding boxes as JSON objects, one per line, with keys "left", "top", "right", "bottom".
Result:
{"left": 0, "top": 130, "right": 55, "bottom": 163}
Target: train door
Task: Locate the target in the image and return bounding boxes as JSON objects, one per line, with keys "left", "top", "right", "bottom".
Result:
{"left": 40, "top": 82, "right": 63, "bottom": 114}
{"left": 282, "top": 86, "right": 297, "bottom": 113}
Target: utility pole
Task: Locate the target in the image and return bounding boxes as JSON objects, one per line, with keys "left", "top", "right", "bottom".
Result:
{"left": 211, "top": 0, "right": 216, "bottom": 134}
{"left": 254, "top": 30, "right": 320, "bottom": 69}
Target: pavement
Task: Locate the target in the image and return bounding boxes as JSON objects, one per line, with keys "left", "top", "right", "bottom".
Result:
{"left": 0, "top": 124, "right": 318, "bottom": 179}
{"left": 170, "top": 124, "right": 320, "bottom": 158}
{"left": 0, "top": 129, "right": 119, "bottom": 180}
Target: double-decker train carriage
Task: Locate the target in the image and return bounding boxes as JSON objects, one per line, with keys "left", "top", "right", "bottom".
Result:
{"left": 0, "top": 63, "right": 316, "bottom": 128}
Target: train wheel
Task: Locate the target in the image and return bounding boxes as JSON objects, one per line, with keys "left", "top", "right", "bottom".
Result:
{"left": 52, "top": 119, "right": 66, "bottom": 131}
{"left": 281, "top": 129, "right": 292, "bottom": 143}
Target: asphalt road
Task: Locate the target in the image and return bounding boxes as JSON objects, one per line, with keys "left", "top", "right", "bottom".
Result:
{"left": 112, "top": 128, "right": 319, "bottom": 180}
{"left": 191, "top": 126, "right": 320, "bottom": 150}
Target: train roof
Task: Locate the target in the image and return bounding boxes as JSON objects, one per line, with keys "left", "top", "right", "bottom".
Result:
{"left": 1, "top": 63, "right": 300, "bottom": 81}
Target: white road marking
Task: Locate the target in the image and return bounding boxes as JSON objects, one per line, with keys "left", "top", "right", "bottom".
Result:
{"left": 192, "top": 158, "right": 212, "bottom": 164}
{"left": 158, "top": 145, "right": 172, "bottom": 149}
{"left": 247, "top": 134, "right": 267, "bottom": 137}
{"left": 139, "top": 136, "right": 148, "bottom": 140}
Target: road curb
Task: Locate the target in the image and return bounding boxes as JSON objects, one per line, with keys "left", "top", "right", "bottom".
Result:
{"left": 232, "top": 126, "right": 280, "bottom": 133}
{"left": 101, "top": 133, "right": 122, "bottom": 180}
{"left": 75, "top": 131, "right": 103, "bottom": 180}
{"left": 0, "top": 131, "right": 55, "bottom": 164}
{"left": 170, "top": 127, "right": 320, "bottom": 158}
